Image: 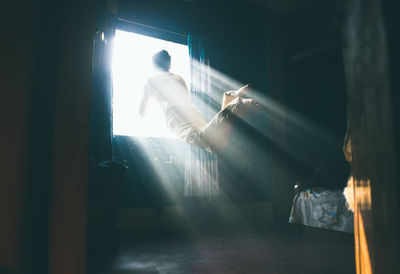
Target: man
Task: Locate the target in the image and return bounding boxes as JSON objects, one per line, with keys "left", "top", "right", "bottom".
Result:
{"left": 139, "top": 50, "right": 259, "bottom": 153}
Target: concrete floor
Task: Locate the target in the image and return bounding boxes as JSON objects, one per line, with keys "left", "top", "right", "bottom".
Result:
{"left": 88, "top": 229, "right": 355, "bottom": 274}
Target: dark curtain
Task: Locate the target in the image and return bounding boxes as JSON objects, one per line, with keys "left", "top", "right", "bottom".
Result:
{"left": 89, "top": 16, "right": 115, "bottom": 163}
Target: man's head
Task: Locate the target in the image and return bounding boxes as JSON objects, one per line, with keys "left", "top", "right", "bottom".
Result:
{"left": 152, "top": 50, "right": 171, "bottom": 71}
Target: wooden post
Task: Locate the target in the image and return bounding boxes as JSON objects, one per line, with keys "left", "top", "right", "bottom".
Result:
{"left": 342, "top": 0, "right": 400, "bottom": 273}
{"left": 47, "top": 1, "right": 95, "bottom": 274}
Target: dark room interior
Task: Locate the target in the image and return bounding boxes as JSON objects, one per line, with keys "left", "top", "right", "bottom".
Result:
{"left": 2, "top": 0, "right": 399, "bottom": 274}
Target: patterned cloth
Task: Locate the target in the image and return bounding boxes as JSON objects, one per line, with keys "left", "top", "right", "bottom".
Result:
{"left": 289, "top": 188, "right": 354, "bottom": 233}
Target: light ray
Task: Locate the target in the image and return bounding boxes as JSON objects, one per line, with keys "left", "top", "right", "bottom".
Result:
{"left": 112, "top": 29, "right": 345, "bottom": 231}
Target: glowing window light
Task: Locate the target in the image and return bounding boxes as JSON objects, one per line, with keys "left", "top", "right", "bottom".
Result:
{"left": 112, "top": 29, "right": 190, "bottom": 138}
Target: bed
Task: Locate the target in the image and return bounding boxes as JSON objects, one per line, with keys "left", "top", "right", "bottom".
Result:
{"left": 289, "top": 185, "right": 353, "bottom": 233}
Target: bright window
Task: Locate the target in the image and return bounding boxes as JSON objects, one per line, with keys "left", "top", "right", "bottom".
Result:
{"left": 112, "top": 29, "right": 190, "bottom": 138}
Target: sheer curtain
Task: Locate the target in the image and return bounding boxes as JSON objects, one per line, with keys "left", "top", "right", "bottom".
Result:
{"left": 184, "top": 34, "right": 219, "bottom": 197}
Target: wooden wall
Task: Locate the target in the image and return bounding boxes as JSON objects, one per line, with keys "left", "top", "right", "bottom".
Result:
{"left": 1, "top": 1, "right": 35, "bottom": 272}
{"left": 342, "top": 0, "right": 400, "bottom": 273}
{"left": 2, "top": 0, "right": 96, "bottom": 273}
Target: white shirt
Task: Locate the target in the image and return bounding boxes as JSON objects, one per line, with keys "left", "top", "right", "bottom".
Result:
{"left": 144, "top": 71, "right": 207, "bottom": 133}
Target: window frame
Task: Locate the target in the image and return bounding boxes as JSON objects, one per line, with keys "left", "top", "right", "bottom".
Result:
{"left": 111, "top": 19, "right": 190, "bottom": 138}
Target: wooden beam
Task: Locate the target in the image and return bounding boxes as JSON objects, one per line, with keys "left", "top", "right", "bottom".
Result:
{"left": 342, "top": 0, "right": 400, "bottom": 273}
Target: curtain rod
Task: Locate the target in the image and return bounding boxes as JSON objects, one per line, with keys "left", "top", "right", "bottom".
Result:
{"left": 116, "top": 18, "right": 188, "bottom": 39}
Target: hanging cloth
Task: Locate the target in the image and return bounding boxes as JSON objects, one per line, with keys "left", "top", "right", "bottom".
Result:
{"left": 184, "top": 34, "right": 219, "bottom": 197}
{"left": 89, "top": 15, "right": 116, "bottom": 163}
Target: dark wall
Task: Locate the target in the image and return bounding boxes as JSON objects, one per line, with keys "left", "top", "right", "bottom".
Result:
{"left": 281, "top": 0, "right": 349, "bottom": 188}
{"left": 383, "top": 0, "right": 400, "bottom": 261}
{"left": 268, "top": 1, "right": 350, "bottom": 226}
